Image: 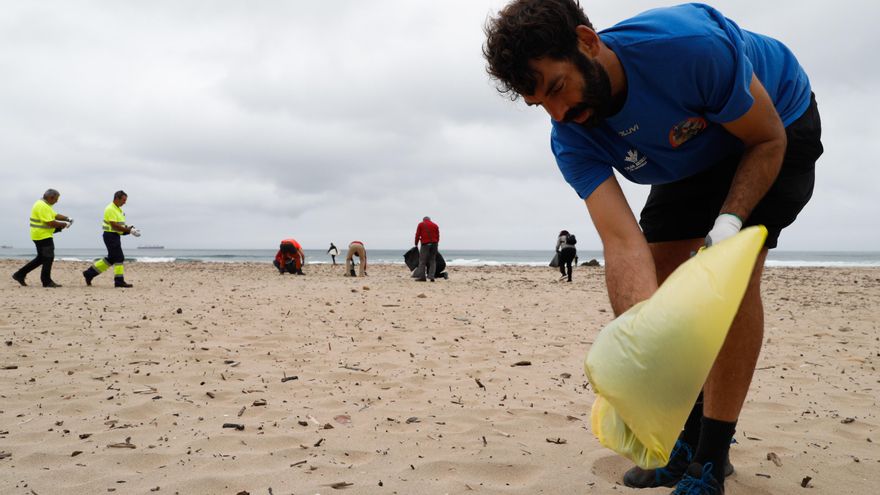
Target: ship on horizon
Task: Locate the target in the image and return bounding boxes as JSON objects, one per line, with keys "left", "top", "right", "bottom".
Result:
{"left": 138, "top": 245, "right": 165, "bottom": 249}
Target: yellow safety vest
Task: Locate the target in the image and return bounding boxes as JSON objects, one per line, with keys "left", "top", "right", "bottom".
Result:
{"left": 29, "top": 199, "right": 57, "bottom": 241}
{"left": 103, "top": 202, "right": 126, "bottom": 233}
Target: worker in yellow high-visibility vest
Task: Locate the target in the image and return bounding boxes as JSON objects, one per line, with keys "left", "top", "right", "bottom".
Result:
{"left": 12, "top": 188, "right": 73, "bottom": 287}
{"left": 82, "top": 190, "right": 139, "bottom": 288}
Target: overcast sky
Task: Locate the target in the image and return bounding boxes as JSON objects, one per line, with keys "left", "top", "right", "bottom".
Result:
{"left": 1, "top": 0, "right": 875, "bottom": 251}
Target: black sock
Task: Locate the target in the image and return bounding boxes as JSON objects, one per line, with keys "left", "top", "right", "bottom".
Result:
{"left": 694, "top": 416, "right": 736, "bottom": 483}
{"left": 680, "top": 392, "right": 704, "bottom": 448}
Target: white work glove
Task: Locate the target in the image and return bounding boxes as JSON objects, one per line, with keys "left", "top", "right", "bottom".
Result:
{"left": 705, "top": 213, "right": 742, "bottom": 247}
{"left": 130, "top": 227, "right": 142, "bottom": 237}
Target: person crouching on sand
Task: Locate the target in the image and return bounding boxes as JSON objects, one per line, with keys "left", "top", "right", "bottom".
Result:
{"left": 484, "top": 1, "right": 822, "bottom": 492}
{"left": 345, "top": 241, "right": 367, "bottom": 277}
{"left": 274, "top": 239, "right": 305, "bottom": 275}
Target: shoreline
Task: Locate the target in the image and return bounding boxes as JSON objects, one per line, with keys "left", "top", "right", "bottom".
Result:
{"left": 3, "top": 248, "right": 880, "bottom": 269}
{"left": 4, "top": 258, "right": 880, "bottom": 269}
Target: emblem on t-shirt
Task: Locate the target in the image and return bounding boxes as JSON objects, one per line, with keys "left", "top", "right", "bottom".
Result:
{"left": 623, "top": 149, "right": 648, "bottom": 172}
{"left": 669, "top": 117, "right": 707, "bottom": 148}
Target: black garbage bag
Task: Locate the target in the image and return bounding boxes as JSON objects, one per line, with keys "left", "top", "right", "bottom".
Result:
{"left": 404, "top": 247, "right": 448, "bottom": 278}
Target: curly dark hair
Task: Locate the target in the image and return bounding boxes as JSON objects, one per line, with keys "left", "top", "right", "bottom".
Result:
{"left": 280, "top": 242, "right": 297, "bottom": 254}
{"left": 483, "top": 0, "right": 594, "bottom": 100}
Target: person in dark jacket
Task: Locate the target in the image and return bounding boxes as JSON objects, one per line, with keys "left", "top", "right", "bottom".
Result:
{"left": 327, "top": 242, "right": 339, "bottom": 265}
{"left": 556, "top": 230, "right": 577, "bottom": 282}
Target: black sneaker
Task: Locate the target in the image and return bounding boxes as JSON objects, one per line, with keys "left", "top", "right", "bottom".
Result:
{"left": 624, "top": 441, "right": 734, "bottom": 488}
{"left": 43, "top": 281, "right": 62, "bottom": 288}
{"left": 624, "top": 439, "right": 695, "bottom": 488}
{"left": 115, "top": 280, "right": 133, "bottom": 288}
{"left": 12, "top": 273, "right": 27, "bottom": 286}
{"left": 671, "top": 462, "right": 724, "bottom": 495}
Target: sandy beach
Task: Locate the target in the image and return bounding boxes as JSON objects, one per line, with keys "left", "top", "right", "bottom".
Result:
{"left": 1, "top": 260, "right": 878, "bottom": 494}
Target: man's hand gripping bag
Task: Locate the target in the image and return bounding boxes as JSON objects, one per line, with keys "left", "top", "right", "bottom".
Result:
{"left": 584, "top": 226, "right": 767, "bottom": 468}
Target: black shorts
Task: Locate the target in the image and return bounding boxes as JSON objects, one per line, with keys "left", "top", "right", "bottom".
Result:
{"left": 639, "top": 93, "right": 823, "bottom": 249}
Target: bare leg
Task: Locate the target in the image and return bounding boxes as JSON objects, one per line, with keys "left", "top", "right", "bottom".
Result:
{"left": 703, "top": 249, "right": 767, "bottom": 420}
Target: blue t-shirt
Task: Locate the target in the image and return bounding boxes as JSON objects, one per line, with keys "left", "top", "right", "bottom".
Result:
{"left": 551, "top": 3, "right": 812, "bottom": 199}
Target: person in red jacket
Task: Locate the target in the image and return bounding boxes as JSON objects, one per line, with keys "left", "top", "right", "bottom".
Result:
{"left": 274, "top": 238, "right": 305, "bottom": 275}
{"left": 413, "top": 216, "right": 440, "bottom": 282}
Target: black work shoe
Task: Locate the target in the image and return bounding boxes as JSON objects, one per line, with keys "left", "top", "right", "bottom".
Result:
{"left": 624, "top": 440, "right": 734, "bottom": 489}
{"left": 43, "top": 281, "right": 62, "bottom": 288}
{"left": 624, "top": 440, "right": 695, "bottom": 488}
{"left": 115, "top": 279, "right": 133, "bottom": 288}
{"left": 12, "top": 273, "right": 27, "bottom": 286}
{"left": 671, "top": 462, "right": 724, "bottom": 494}
{"left": 83, "top": 269, "right": 96, "bottom": 286}
{"left": 415, "top": 278, "right": 426, "bottom": 282}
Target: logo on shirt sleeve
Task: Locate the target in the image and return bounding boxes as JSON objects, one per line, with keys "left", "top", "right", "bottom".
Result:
{"left": 669, "top": 117, "right": 707, "bottom": 148}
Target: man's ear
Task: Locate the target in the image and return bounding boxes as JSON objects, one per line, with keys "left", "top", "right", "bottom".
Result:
{"left": 575, "top": 25, "right": 601, "bottom": 57}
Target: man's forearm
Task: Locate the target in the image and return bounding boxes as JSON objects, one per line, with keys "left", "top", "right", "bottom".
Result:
{"left": 603, "top": 241, "right": 657, "bottom": 316}
{"left": 720, "top": 140, "right": 785, "bottom": 220}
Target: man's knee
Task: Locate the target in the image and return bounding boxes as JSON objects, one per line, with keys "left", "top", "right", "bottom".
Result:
{"left": 39, "top": 245, "right": 55, "bottom": 260}
{"left": 740, "top": 249, "right": 768, "bottom": 308}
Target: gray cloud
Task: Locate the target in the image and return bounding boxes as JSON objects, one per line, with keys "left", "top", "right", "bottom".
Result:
{"left": 0, "top": 0, "right": 875, "bottom": 251}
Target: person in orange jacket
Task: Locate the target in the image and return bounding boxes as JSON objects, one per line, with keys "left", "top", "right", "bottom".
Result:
{"left": 274, "top": 238, "right": 305, "bottom": 275}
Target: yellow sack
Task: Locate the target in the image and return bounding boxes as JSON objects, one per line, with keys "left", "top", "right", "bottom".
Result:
{"left": 584, "top": 226, "right": 767, "bottom": 468}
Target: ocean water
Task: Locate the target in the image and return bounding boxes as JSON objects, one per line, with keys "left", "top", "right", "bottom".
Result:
{"left": 1, "top": 247, "right": 879, "bottom": 267}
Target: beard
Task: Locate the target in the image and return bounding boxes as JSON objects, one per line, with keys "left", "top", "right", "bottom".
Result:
{"left": 562, "top": 51, "right": 616, "bottom": 128}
